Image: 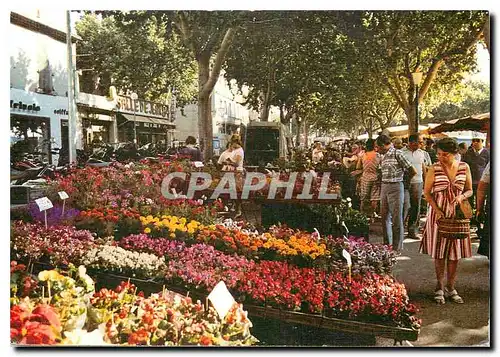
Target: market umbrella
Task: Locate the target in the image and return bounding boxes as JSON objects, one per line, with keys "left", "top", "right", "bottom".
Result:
{"left": 427, "top": 113, "right": 490, "bottom": 134}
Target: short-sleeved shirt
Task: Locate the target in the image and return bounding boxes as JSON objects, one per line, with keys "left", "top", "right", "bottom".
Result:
{"left": 480, "top": 162, "right": 490, "bottom": 184}
{"left": 401, "top": 148, "right": 427, "bottom": 184}
{"left": 380, "top": 146, "right": 413, "bottom": 183}
{"left": 231, "top": 147, "right": 245, "bottom": 171}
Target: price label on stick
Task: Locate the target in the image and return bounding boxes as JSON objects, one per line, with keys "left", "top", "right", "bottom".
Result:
{"left": 58, "top": 191, "right": 69, "bottom": 200}
{"left": 193, "top": 161, "right": 204, "bottom": 168}
{"left": 342, "top": 249, "right": 352, "bottom": 283}
{"left": 207, "top": 281, "right": 236, "bottom": 319}
{"left": 342, "top": 249, "right": 352, "bottom": 266}
{"left": 35, "top": 197, "right": 53, "bottom": 212}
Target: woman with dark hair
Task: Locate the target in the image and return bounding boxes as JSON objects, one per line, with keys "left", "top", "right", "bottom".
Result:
{"left": 178, "top": 136, "right": 203, "bottom": 162}
{"left": 421, "top": 138, "right": 473, "bottom": 304}
{"left": 356, "top": 138, "right": 381, "bottom": 217}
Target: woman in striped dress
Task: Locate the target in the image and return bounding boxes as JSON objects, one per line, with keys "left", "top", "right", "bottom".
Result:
{"left": 421, "top": 138, "right": 473, "bottom": 304}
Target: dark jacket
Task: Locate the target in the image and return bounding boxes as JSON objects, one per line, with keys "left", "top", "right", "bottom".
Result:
{"left": 463, "top": 147, "right": 490, "bottom": 184}
{"left": 178, "top": 146, "right": 203, "bottom": 162}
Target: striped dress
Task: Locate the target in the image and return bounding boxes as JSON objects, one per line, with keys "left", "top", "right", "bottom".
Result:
{"left": 420, "top": 161, "right": 472, "bottom": 260}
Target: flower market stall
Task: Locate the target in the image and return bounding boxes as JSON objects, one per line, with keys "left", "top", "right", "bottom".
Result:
{"left": 10, "top": 160, "right": 421, "bottom": 346}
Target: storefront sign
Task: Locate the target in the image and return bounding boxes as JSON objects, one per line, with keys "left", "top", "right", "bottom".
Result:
{"left": 54, "top": 109, "right": 69, "bottom": 115}
{"left": 10, "top": 100, "right": 41, "bottom": 112}
{"left": 117, "top": 96, "right": 171, "bottom": 120}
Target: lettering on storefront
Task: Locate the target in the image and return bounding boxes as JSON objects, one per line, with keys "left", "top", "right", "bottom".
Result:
{"left": 10, "top": 100, "right": 41, "bottom": 112}
{"left": 117, "top": 96, "right": 171, "bottom": 119}
{"left": 54, "top": 109, "right": 69, "bottom": 115}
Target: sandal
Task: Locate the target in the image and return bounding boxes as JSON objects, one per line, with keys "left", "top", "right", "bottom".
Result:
{"left": 434, "top": 289, "right": 445, "bottom": 305}
{"left": 444, "top": 287, "right": 464, "bottom": 304}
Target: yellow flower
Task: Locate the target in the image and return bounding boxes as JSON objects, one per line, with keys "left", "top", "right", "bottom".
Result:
{"left": 38, "top": 270, "right": 63, "bottom": 282}
{"left": 144, "top": 227, "right": 151, "bottom": 234}
{"left": 170, "top": 233, "right": 176, "bottom": 238}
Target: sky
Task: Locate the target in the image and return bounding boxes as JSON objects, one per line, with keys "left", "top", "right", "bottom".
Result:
{"left": 467, "top": 43, "right": 490, "bottom": 82}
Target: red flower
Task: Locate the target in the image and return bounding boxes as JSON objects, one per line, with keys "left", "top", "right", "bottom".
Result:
{"left": 199, "top": 335, "right": 212, "bottom": 346}
{"left": 127, "top": 328, "right": 149, "bottom": 345}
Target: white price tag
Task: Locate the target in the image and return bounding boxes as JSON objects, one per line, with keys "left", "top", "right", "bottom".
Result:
{"left": 342, "top": 249, "right": 352, "bottom": 267}
{"left": 193, "top": 161, "right": 204, "bottom": 168}
{"left": 58, "top": 191, "right": 69, "bottom": 200}
{"left": 207, "top": 281, "right": 236, "bottom": 319}
{"left": 35, "top": 197, "right": 53, "bottom": 212}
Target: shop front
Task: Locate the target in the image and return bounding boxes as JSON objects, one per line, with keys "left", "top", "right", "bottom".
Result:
{"left": 116, "top": 95, "right": 175, "bottom": 147}
{"left": 10, "top": 88, "right": 82, "bottom": 166}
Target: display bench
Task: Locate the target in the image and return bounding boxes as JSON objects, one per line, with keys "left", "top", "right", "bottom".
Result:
{"left": 31, "top": 263, "right": 418, "bottom": 345}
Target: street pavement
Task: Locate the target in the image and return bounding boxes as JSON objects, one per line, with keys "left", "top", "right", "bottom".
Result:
{"left": 370, "top": 220, "right": 490, "bottom": 347}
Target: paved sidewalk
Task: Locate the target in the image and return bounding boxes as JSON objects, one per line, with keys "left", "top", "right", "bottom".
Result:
{"left": 370, "top": 221, "right": 490, "bottom": 347}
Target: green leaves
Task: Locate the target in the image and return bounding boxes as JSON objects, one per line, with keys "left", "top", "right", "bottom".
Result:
{"left": 75, "top": 12, "right": 197, "bottom": 107}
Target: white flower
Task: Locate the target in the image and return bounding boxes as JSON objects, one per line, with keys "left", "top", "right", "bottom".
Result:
{"left": 346, "top": 197, "right": 352, "bottom": 202}
{"left": 64, "top": 328, "right": 109, "bottom": 345}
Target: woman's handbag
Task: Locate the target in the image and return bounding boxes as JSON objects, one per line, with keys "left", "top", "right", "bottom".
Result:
{"left": 437, "top": 217, "right": 470, "bottom": 240}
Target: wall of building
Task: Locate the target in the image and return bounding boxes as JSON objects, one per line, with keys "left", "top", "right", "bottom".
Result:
{"left": 13, "top": 9, "right": 71, "bottom": 34}
{"left": 9, "top": 19, "right": 75, "bottom": 96}
{"left": 10, "top": 11, "right": 82, "bottom": 164}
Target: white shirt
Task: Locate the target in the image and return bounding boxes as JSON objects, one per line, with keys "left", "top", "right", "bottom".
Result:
{"left": 231, "top": 147, "right": 244, "bottom": 171}
{"left": 312, "top": 148, "right": 324, "bottom": 163}
{"left": 218, "top": 149, "right": 233, "bottom": 171}
{"left": 401, "top": 148, "right": 427, "bottom": 184}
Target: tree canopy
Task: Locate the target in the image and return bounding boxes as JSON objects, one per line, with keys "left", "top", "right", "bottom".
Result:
{"left": 75, "top": 10, "right": 489, "bottom": 145}
{"left": 75, "top": 12, "right": 197, "bottom": 107}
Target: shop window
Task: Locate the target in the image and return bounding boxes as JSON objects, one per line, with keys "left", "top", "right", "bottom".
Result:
{"left": 11, "top": 115, "right": 51, "bottom": 163}
{"left": 37, "top": 60, "right": 55, "bottom": 95}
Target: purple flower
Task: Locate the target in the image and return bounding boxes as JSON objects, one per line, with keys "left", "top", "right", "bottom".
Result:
{"left": 28, "top": 203, "right": 80, "bottom": 227}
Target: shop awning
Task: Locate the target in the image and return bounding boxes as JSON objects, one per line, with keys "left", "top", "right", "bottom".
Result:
{"left": 117, "top": 112, "right": 175, "bottom": 128}
{"left": 427, "top": 113, "right": 489, "bottom": 134}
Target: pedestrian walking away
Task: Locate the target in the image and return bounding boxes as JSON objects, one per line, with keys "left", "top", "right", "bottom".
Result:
{"left": 357, "top": 138, "right": 381, "bottom": 218}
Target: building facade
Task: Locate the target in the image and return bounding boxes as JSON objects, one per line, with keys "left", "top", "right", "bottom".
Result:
{"left": 10, "top": 10, "right": 176, "bottom": 165}
{"left": 10, "top": 10, "right": 80, "bottom": 165}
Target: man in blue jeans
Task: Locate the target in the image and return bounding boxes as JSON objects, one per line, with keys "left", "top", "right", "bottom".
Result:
{"left": 376, "top": 135, "right": 416, "bottom": 251}
{"left": 402, "top": 134, "right": 429, "bottom": 239}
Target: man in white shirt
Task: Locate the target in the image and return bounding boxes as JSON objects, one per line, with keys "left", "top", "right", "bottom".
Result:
{"left": 402, "top": 134, "right": 428, "bottom": 239}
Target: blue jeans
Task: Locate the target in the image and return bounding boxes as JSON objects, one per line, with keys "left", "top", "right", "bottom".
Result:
{"left": 380, "top": 182, "right": 404, "bottom": 251}
{"left": 403, "top": 182, "right": 424, "bottom": 237}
